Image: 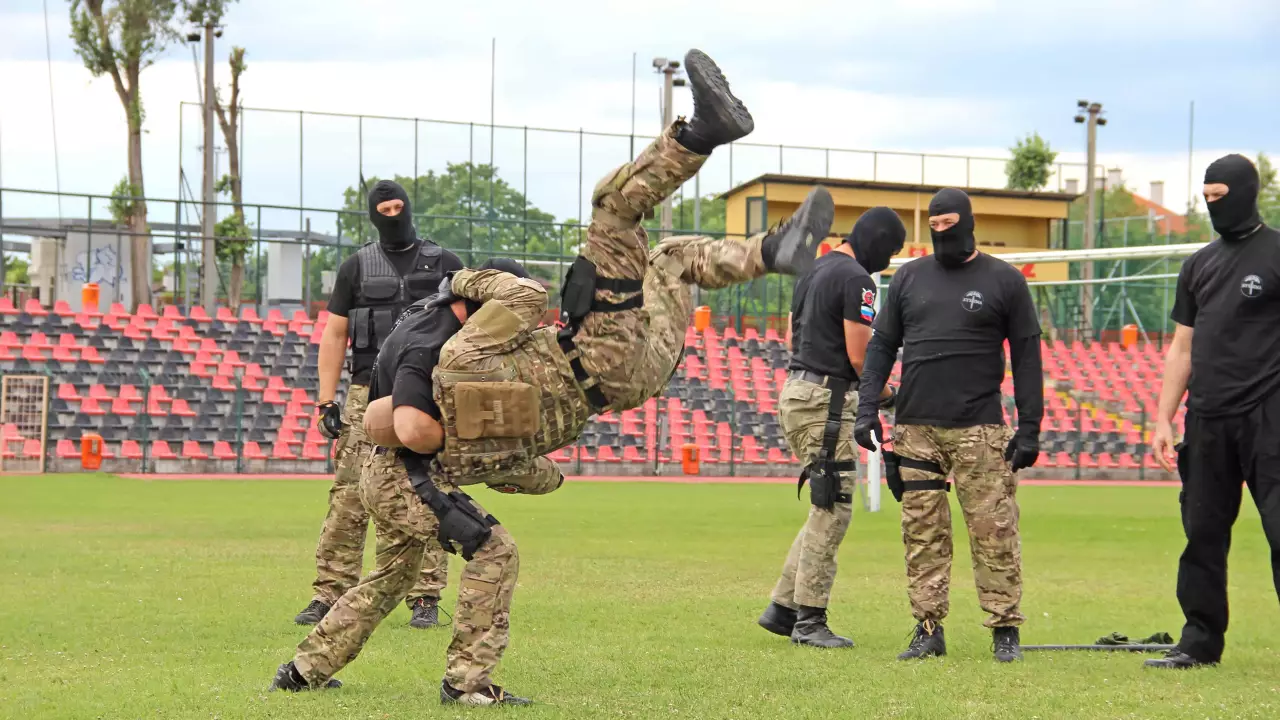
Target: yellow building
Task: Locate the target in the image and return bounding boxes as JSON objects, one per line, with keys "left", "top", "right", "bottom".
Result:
{"left": 723, "top": 174, "right": 1078, "bottom": 282}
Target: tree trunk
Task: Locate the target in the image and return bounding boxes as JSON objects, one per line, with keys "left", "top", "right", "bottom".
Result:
{"left": 127, "top": 107, "right": 151, "bottom": 311}
{"left": 229, "top": 254, "right": 244, "bottom": 312}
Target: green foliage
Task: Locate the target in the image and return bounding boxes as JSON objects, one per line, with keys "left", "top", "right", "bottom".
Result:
{"left": 69, "top": 0, "right": 179, "bottom": 81}
{"left": 1258, "top": 152, "right": 1280, "bottom": 228}
{"left": 182, "top": 0, "right": 235, "bottom": 25}
{"left": 338, "top": 164, "right": 561, "bottom": 281}
{"left": 642, "top": 194, "right": 727, "bottom": 236}
{"left": 1005, "top": 132, "right": 1059, "bottom": 191}
{"left": 4, "top": 254, "right": 30, "bottom": 285}
{"left": 108, "top": 176, "right": 143, "bottom": 226}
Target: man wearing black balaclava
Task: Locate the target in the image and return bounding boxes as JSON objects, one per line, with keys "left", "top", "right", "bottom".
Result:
{"left": 1145, "top": 153, "right": 1280, "bottom": 670}
{"left": 853, "top": 187, "right": 1043, "bottom": 664}
{"left": 292, "top": 179, "right": 464, "bottom": 631}
{"left": 756, "top": 207, "right": 903, "bottom": 649}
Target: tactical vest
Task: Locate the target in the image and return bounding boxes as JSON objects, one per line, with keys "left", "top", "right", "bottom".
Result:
{"left": 348, "top": 240, "right": 445, "bottom": 378}
{"left": 434, "top": 326, "right": 593, "bottom": 479}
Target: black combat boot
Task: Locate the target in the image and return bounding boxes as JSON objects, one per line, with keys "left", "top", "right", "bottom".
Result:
{"left": 759, "top": 186, "right": 835, "bottom": 276}
{"left": 757, "top": 601, "right": 798, "bottom": 637}
{"left": 992, "top": 626, "right": 1023, "bottom": 663}
{"left": 407, "top": 596, "right": 443, "bottom": 629}
{"left": 790, "top": 605, "right": 855, "bottom": 648}
{"left": 674, "top": 49, "right": 754, "bottom": 154}
{"left": 269, "top": 661, "right": 342, "bottom": 691}
{"left": 898, "top": 620, "right": 947, "bottom": 660}
{"left": 1143, "top": 648, "right": 1213, "bottom": 669}
{"left": 293, "top": 599, "right": 330, "bottom": 625}
{"left": 441, "top": 680, "right": 533, "bottom": 706}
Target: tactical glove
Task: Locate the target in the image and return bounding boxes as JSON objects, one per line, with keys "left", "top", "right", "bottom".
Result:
{"left": 1004, "top": 430, "right": 1040, "bottom": 472}
{"left": 426, "top": 271, "right": 461, "bottom": 309}
{"left": 853, "top": 413, "right": 883, "bottom": 453}
{"left": 316, "top": 401, "right": 345, "bottom": 440}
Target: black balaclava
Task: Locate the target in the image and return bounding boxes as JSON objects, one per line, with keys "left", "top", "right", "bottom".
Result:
{"left": 368, "top": 180, "right": 417, "bottom": 252}
{"left": 1204, "top": 154, "right": 1263, "bottom": 241}
{"left": 928, "top": 188, "right": 977, "bottom": 269}
{"left": 463, "top": 257, "right": 533, "bottom": 315}
{"left": 846, "top": 206, "right": 906, "bottom": 274}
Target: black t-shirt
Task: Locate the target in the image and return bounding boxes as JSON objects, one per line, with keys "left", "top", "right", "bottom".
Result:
{"left": 788, "top": 252, "right": 878, "bottom": 382}
{"left": 326, "top": 240, "right": 462, "bottom": 318}
{"left": 873, "top": 252, "right": 1040, "bottom": 427}
{"left": 1172, "top": 226, "right": 1280, "bottom": 417}
{"left": 368, "top": 304, "right": 463, "bottom": 421}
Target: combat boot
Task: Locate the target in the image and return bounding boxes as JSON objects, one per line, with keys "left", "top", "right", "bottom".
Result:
{"left": 757, "top": 601, "right": 798, "bottom": 637}
{"left": 293, "top": 599, "right": 330, "bottom": 625}
{"left": 992, "top": 626, "right": 1023, "bottom": 663}
{"left": 269, "top": 661, "right": 342, "bottom": 691}
{"left": 759, "top": 186, "right": 835, "bottom": 277}
{"left": 441, "top": 680, "right": 533, "bottom": 706}
{"left": 790, "top": 605, "right": 855, "bottom": 648}
{"left": 407, "top": 596, "right": 443, "bottom": 629}
{"left": 675, "top": 49, "right": 754, "bottom": 154}
{"left": 1143, "top": 648, "right": 1213, "bottom": 669}
{"left": 898, "top": 620, "right": 946, "bottom": 660}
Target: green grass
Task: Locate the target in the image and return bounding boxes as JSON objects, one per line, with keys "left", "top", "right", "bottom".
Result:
{"left": 1, "top": 475, "right": 1278, "bottom": 719}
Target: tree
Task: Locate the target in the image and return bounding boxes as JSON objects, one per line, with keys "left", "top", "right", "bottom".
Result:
{"left": 70, "top": 0, "right": 180, "bottom": 310}
{"left": 212, "top": 45, "right": 248, "bottom": 309}
{"left": 337, "top": 164, "right": 561, "bottom": 283}
{"left": 1005, "top": 132, "right": 1058, "bottom": 192}
{"left": 1258, "top": 152, "right": 1280, "bottom": 228}
{"left": 4, "top": 254, "right": 29, "bottom": 286}
{"left": 643, "top": 193, "right": 726, "bottom": 237}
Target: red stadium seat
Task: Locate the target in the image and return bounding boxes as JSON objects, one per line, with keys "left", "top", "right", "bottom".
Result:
{"left": 0, "top": 297, "right": 17, "bottom": 315}
{"left": 24, "top": 298, "right": 49, "bottom": 317}
{"left": 181, "top": 441, "right": 209, "bottom": 460}
{"left": 121, "top": 441, "right": 144, "bottom": 460}
{"left": 58, "top": 383, "right": 81, "bottom": 401}
{"left": 57, "top": 439, "right": 79, "bottom": 459}
{"left": 23, "top": 439, "right": 43, "bottom": 458}
{"left": 53, "top": 300, "right": 75, "bottom": 317}
{"left": 271, "top": 440, "right": 297, "bottom": 459}
{"left": 216, "top": 307, "right": 239, "bottom": 323}
{"left": 213, "top": 441, "right": 239, "bottom": 460}
{"left": 162, "top": 305, "right": 185, "bottom": 320}
{"left": 189, "top": 306, "right": 212, "bottom": 323}
{"left": 244, "top": 441, "right": 269, "bottom": 460}
{"left": 110, "top": 397, "right": 137, "bottom": 417}
{"left": 170, "top": 399, "right": 198, "bottom": 417}
{"left": 151, "top": 441, "right": 178, "bottom": 459}
{"left": 240, "top": 306, "right": 264, "bottom": 324}
{"left": 303, "top": 443, "right": 329, "bottom": 461}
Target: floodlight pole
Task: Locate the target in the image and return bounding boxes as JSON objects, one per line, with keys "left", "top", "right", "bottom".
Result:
{"left": 200, "top": 20, "right": 218, "bottom": 313}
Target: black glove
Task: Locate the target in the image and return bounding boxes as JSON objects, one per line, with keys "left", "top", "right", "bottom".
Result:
{"left": 317, "top": 401, "right": 345, "bottom": 440}
{"left": 853, "top": 413, "right": 883, "bottom": 453}
{"left": 879, "top": 384, "right": 897, "bottom": 409}
{"left": 1004, "top": 430, "right": 1040, "bottom": 472}
{"left": 426, "top": 271, "right": 461, "bottom": 309}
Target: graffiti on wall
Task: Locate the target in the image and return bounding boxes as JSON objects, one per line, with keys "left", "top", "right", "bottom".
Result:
{"left": 68, "top": 245, "right": 127, "bottom": 288}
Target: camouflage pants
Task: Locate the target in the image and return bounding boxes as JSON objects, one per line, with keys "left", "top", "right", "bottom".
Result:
{"left": 894, "top": 424, "right": 1023, "bottom": 628}
{"left": 574, "top": 124, "right": 707, "bottom": 409}
{"left": 621, "top": 233, "right": 769, "bottom": 408}
{"left": 770, "top": 377, "right": 859, "bottom": 609}
{"left": 294, "top": 449, "right": 520, "bottom": 693}
{"left": 309, "top": 384, "right": 449, "bottom": 606}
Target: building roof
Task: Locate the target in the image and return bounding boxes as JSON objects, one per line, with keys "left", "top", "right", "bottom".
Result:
{"left": 721, "top": 173, "right": 1081, "bottom": 203}
{"left": 1126, "top": 193, "right": 1188, "bottom": 235}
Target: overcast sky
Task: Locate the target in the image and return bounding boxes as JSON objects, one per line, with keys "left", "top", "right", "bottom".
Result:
{"left": 2, "top": 0, "right": 1277, "bottom": 235}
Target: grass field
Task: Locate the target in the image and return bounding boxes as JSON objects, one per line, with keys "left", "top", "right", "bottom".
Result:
{"left": 2, "top": 474, "right": 1278, "bottom": 719}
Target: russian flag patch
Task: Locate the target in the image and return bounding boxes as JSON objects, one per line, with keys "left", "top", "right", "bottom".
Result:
{"left": 860, "top": 306, "right": 876, "bottom": 322}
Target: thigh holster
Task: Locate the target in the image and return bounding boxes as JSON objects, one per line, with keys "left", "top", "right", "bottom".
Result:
{"left": 796, "top": 377, "right": 855, "bottom": 511}
{"left": 401, "top": 452, "right": 498, "bottom": 561}
{"left": 883, "top": 450, "right": 948, "bottom": 503}
{"left": 556, "top": 255, "right": 645, "bottom": 413}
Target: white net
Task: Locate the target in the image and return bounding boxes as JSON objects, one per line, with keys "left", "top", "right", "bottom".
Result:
{"left": 0, "top": 375, "right": 50, "bottom": 474}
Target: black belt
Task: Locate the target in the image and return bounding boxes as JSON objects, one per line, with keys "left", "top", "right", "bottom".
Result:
{"left": 558, "top": 337, "right": 610, "bottom": 412}
{"left": 789, "top": 370, "right": 855, "bottom": 389}
{"left": 898, "top": 455, "right": 949, "bottom": 492}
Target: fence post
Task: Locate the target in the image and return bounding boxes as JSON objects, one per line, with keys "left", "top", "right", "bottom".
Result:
{"left": 139, "top": 368, "right": 152, "bottom": 474}
{"left": 1075, "top": 396, "right": 1083, "bottom": 481}
{"left": 1138, "top": 404, "right": 1146, "bottom": 482}
{"left": 234, "top": 371, "right": 244, "bottom": 474}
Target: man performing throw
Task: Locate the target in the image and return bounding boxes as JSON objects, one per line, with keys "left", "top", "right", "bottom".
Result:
{"left": 267, "top": 48, "right": 834, "bottom": 705}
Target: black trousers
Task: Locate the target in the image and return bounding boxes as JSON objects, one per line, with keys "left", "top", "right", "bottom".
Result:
{"left": 1175, "top": 388, "right": 1280, "bottom": 662}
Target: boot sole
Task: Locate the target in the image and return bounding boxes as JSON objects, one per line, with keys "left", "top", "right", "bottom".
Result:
{"left": 791, "top": 637, "right": 856, "bottom": 649}
{"left": 683, "top": 49, "right": 754, "bottom": 141}
{"left": 897, "top": 650, "right": 947, "bottom": 661}
{"left": 774, "top": 187, "right": 835, "bottom": 275}
{"left": 758, "top": 617, "right": 795, "bottom": 637}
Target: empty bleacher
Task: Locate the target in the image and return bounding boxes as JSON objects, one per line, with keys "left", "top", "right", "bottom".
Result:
{"left": 1, "top": 293, "right": 1178, "bottom": 477}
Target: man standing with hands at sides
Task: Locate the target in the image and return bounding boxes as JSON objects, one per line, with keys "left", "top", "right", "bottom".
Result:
{"left": 1146, "top": 154, "right": 1280, "bottom": 670}
{"left": 854, "top": 188, "right": 1043, "bottom": 663}
{"left": 757, "top": 207, "right": 905, "bottom": 648}
{"left": 293, "top": 180, "right": 460, "bottom": 630}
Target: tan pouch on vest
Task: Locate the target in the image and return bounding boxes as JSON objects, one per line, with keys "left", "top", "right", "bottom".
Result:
{"left": 454, "top": 382, "right": 540, "bottom": 440}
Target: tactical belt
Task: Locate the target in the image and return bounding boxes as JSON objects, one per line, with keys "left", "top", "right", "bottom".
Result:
{"left": 591, "top": 276, "right": 645, "bottom": 313}
{"left": 788, "top": 369, "right": 855, "bottom": 389}
{"left": 555, "top": 273, "right": 644, "bottom": 414}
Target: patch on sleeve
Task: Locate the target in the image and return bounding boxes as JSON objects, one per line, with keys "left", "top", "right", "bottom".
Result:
{"left": 860, "top": 305, "right": 876, "bottom": 323}
{"left": 860, "top": 287, "right": 877, "bottom": 322}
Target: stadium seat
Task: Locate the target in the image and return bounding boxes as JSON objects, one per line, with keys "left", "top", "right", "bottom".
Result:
{"left": 0, "top": 297, "right": 17, "bottom": 315}
{"left": 56, "top": 439, "right": 79, "bottom": 459}
{"left": 243, "top": 441, "right": 269, "bottom": 460}
{"left": 120, "top": 441, "right": 144, "bottom": 460}
{"left": 24, "top": 299, "right": 49, "bottom": 317}
{"left": 212, "top": 441, "right": 239, "bottom": 460}
{"left": 22, "top": 439, "right": 43, "bottom": 458}
{"left": 271, "top": 440, "right": 297, "bottom": 460}
{"left": 151, "top": 440, "right": 178, "bottom": 459}
{"left": 182, "top": 440, "right": 210, "bottom": 460}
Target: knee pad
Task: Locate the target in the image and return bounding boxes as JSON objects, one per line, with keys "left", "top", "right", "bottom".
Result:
{"left": 487, "top": 457, "right": 565, "bottom": 496}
